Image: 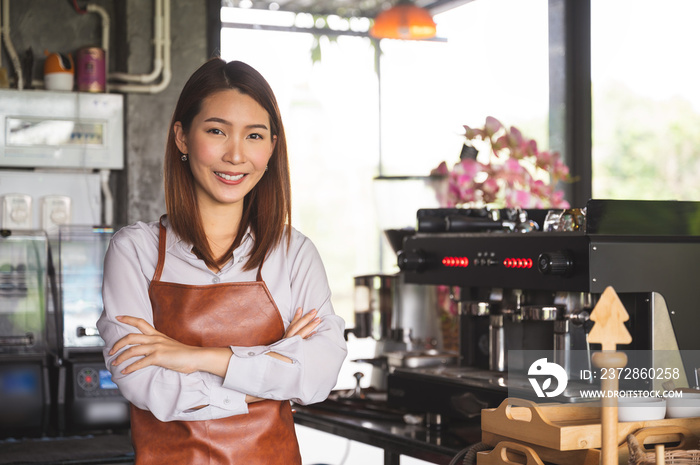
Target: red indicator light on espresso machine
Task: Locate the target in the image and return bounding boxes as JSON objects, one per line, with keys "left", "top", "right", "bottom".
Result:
{"left": 503, "top": 257, "right": 533, "bottom": 269}
{"left": 442, "top": 256, "right": 469, "bottom": 267}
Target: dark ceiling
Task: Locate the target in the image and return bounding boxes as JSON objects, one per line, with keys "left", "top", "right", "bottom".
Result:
{"left": 220, "top": 0, "right": 473, "bottom": 19}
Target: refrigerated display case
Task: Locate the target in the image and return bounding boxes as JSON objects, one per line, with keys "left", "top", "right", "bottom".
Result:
{"left": 56, "top": 225, "right": 129, "bottom": 434}
{"left": 0, "top": 229, "right": 51, "bottom": 438}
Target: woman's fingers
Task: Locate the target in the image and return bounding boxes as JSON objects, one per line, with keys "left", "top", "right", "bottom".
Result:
{"left": 109, "top": 317, "right": 167, "bottom": 355}
{"left": 116, "top": 315, "right": 159, "bottom": 335}
{"left": 294, "top": 316, "right": 321, "bottom": 339}
{"left": 110, "top": 338, "right": 161, "bottom": 366}
{"left": 284, "top": 308, "right": 319, "bottom": 339}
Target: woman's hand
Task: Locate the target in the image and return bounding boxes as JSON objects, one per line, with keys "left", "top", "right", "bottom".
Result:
{"left": 109, "top": 315, "right": 231, "bottom": 377}
{"left": 265, "top": 308, "right": 320, "bottom": 364}
{"left": 283, "top": 307, "right": 321, "bottom": 339}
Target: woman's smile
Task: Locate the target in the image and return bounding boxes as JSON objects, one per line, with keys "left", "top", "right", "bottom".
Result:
{"left": 214, "top": 171, "right": 246, "bottom": 183}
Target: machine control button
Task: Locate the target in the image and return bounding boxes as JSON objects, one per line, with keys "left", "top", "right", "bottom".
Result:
{"left": 397, "top": 250, "right": 431, "bottom": 272}
{"left": 537, "top": 251, "right": 574, "bottom": 276}
{"left": 77, "top": 367, "right": 100, "bottom": 392}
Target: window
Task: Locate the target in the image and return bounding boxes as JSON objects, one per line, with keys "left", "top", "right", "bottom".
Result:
{"left": 591, "top": 0, "right": 700, "bottom": 200}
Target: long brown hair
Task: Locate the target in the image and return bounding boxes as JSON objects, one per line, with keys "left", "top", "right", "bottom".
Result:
{"left": 163, "top": 58, "right": 291, "bottom": 271}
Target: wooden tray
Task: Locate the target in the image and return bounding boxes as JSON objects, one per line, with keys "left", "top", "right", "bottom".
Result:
{"left": 476, "top": 441, "right": 545, "bottom": 465}
{"left": 481, "top": 398, "right": 700, "bottom": 451}
{"left": 481, "top": 432, "right": 602, "bottom": 465}
{"left": 482, "top": 425, "right": 700, "bottom": 465}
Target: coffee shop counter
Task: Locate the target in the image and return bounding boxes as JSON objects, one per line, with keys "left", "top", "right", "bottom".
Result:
{"left": 292, "top": 397, "right": 483, "bottom": 465}
{"left": 0, "top": 433, "right": 134, "bottom": 465}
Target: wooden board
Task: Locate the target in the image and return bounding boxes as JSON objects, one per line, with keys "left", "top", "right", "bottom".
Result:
{"left": 481, "top": 398, "right": 700, "bottom": 451}
{"left": 482, "top": 426, "right": 700, "bottom": 465}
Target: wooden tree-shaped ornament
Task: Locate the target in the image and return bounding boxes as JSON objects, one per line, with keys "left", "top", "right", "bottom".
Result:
{"left": 588, "top": 286, "right": 633, "bottom": 465}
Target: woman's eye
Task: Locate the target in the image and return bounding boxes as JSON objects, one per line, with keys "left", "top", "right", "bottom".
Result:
{"left": 248, "top": 133, "right": 263, "bottom": 140}
{"left": 207, "top": 128, "right": 224, "bottom": 135}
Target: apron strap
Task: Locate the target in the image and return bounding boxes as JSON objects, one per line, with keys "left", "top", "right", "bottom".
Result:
{"left": 153, "top": 215, "right": 168, "bottom": 283}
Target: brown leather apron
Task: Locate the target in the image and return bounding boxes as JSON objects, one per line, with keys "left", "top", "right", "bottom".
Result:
{"left": 129, "top": 221, "right": 302, "bottom": 464}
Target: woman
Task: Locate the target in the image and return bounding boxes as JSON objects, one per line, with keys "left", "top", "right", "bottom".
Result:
{"left": 96, "top": 58, "right": 347, "bottom": 464}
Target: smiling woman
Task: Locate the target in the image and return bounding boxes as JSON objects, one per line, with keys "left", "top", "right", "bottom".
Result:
{"left": 96, "top": 58, "right": 347, "bottom": 465}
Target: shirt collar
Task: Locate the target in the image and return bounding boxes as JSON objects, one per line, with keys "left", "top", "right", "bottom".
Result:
{"left": 164, "top": 217, "right": 254, "bottom": 266}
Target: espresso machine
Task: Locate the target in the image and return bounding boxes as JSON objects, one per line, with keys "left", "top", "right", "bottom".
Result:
{"left": 387, "top": 199, "right": 700, "bottom": 420}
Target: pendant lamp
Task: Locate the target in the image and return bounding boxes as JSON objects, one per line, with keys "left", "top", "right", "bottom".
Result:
{"left": 370, "top": 0, "right": 437, "bottom": 40}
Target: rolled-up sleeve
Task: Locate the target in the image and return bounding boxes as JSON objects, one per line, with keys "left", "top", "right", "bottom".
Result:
{"left": 222, "top": 233, "right": 347, "bottom": 404}
{"left": 97, "top": 230, "right": 249, "bottom": 422}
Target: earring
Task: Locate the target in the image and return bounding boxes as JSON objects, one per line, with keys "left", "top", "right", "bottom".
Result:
{"left": 265, "top": 165, "right": 268, "bottom": 172}
{"left": 180, "top": 154, "right": 188, "bottom": 162}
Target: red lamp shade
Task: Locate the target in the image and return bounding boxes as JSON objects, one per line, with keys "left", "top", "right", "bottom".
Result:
{"left": 370, "top": 3, "right": 437, "bottom": 40}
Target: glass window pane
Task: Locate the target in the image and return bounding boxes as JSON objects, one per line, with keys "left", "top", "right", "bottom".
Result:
{"left": 591, "top": 0, "right": 700, "bottom": 200}
{"left": 379, "top": 0, "right": 550, "bottom": 177}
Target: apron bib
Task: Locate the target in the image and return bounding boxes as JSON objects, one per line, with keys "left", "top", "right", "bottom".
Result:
{"left": 129, "top": 221, "right": 301, "bottom": 464}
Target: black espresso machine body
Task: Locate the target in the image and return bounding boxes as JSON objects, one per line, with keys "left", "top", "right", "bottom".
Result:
{"left": 388, "top": 200, "right": 700, "bottom": 420}
{"left": 55, "top": 225, "right": 129, "bottom": 434}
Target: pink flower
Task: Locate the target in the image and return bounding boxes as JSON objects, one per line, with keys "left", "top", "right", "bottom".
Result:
{"left": 503, "top": 157, "right": 525, "bottom": 177}
{"left": 434, "top": 116, "right": 573, "bottom": 209}
{"left": 523, "top": 138, "right": 538, "bottom": 158}
{"left": 431, "top": 161, "right": 449, "bottom": 176}
{"left": 529, "top": 179, "right": 549, "bottom": 198}
{"left": 492, "top": 135, "right": 508, "bottom": 153}
{"left": 459, "top": 186, "right": 479, "bottom": 204}
{"left": 481, "top": 178, "right": 499, "bottom": 197}
{"left": 535, "top": 150, "right": 557, "bottom": 169}
{"left": 549, "top": 190, "right": 571, "bottom": 208}
{"left": 552, "top": 159, "right": 570, "bottom": 179}
{"left": 463, "top": 124, "right": 483, "bottom": 140}
{"left": 484, "top": 116, "right": 503, "bottom": 138}
{"left": 456, "top": 158, "right": 482, "bottom": 178}
{"left": 507, "top": 126, "right": 523, "bottom": 151}
{"left": 505, "top": 189, "right": 533, "bottom": 208}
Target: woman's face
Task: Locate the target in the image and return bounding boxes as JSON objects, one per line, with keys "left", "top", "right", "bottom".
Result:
{"left": 174, "top": 89, "right": 276, "bottom": 214}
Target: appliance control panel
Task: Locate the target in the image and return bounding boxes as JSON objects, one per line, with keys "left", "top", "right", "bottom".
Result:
{"left": 72, "top": 363, "right": 122, "bottom": 399}
{"left": 399, "top": 232, "right": 591, "bottom": 291}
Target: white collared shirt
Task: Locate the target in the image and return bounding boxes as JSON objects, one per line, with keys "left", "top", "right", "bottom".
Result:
{"left": 96, "top": 218, "right": 347, "bottom": 422}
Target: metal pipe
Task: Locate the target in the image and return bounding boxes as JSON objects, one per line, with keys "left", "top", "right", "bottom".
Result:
{"left": 86, "top": 3, "right": 110, "bottom": 89}
{"left": 2, "top": 0, "right": 24, "bottom": 90}
{"left": 109, "top": 0, "right": 164, "bottom": 84}
{"left": 110, "top": 0, "right": 171, "bottom": 93}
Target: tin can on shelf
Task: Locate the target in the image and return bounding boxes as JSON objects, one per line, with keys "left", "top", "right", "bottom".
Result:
{"left": 76, "top": 47, "right": 105, "bottom": 92}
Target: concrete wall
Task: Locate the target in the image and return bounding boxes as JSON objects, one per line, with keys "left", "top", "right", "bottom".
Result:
{"left": 2, "top": 0, "right": 209, "bottom": 225}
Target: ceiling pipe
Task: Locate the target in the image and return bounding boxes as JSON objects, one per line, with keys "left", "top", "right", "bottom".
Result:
{"left": 109, "top": 0, "right": 164, "bottom": 84}
{"left": 109, "top": 0, "right": 171, "bottom": 93}
{"left": 87, "top": 3, "right": 110, "bottom": 58}
{"left": 85, "top": 3, "right": 110, "bottom": 90}
{"left": 2, "top": 0, "right": 24, "bottom": 90}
